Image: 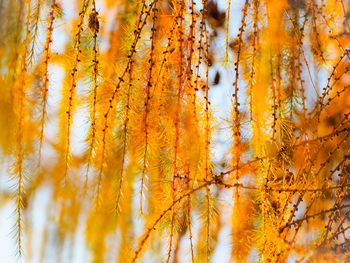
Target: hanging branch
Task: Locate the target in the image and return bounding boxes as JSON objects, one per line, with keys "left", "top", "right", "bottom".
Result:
{"left": 232, "top": 0, "right": 250, "bottom": 203}
{"left": 167, "top": 1, "right": 185, "bottom": 261}
{"left": 13, "top": 0, "right": 32, "bottom": 256}
{"left": 140, "top": 0, "right": 158, "bottom": 215}
{"left": 38, "top": 0, "right": 56, "bottom": 168}
{"left": 85, "top": 0, "right": 100, "bottom": 191}
{"left": 64, "top": 0, "right": 89, "bottom": 183}
{"left": 203, "top": 1, "right": 211, "bottom": 259}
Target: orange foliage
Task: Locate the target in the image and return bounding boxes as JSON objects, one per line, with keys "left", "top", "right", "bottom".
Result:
{"left": 0, "top": 0, "right": 350, "bottom": 262}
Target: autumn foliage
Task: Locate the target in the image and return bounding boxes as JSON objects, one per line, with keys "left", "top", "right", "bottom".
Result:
{"left": 1, "top": 0, "right": 350, "bottom": 262}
